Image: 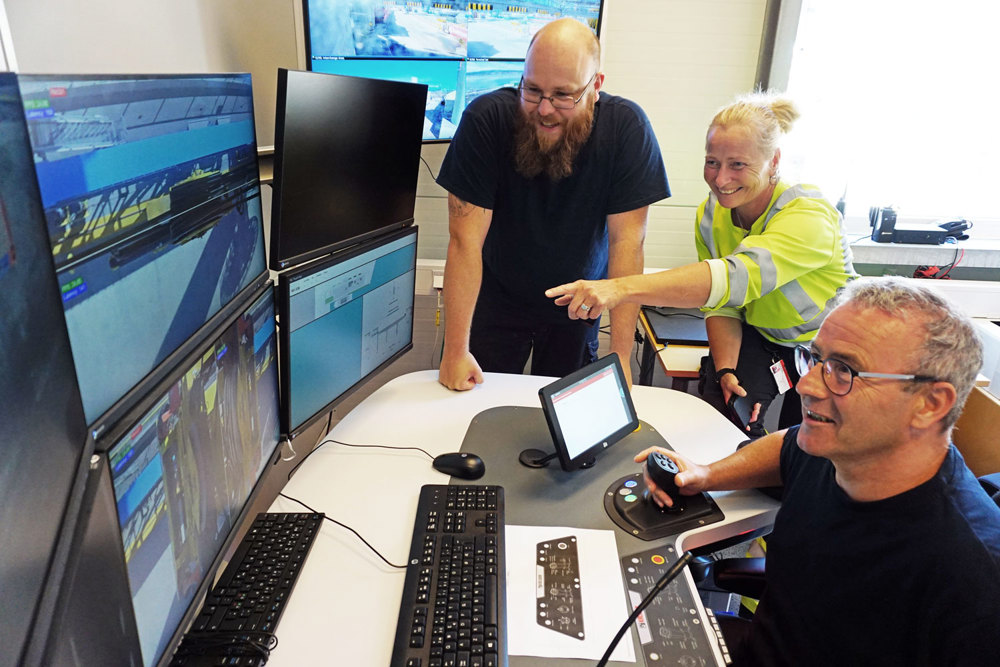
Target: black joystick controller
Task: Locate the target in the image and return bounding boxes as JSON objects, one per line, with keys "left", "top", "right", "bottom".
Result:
{"left": 645, "top": 451, "right": 684, "bottom": 511}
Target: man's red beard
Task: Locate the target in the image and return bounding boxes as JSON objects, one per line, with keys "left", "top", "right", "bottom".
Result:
{"left": 512, "top": 101, "right": 595, "bottom": 181}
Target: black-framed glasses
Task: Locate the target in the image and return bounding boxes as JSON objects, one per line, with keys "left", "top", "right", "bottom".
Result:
{"left": 518, "top": 72, "right": 597, "bottom": 110}
{"left": 793, "top": 345, "right": 939, "bottom": 396}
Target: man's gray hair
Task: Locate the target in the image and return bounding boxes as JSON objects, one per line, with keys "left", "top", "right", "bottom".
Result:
{"left": 834, "top": 277, "right": 982, "bottom": 431}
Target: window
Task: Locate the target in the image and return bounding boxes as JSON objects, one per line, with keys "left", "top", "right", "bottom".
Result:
{"left": 775, "top": 0, "right": 1000, "bottom": 237}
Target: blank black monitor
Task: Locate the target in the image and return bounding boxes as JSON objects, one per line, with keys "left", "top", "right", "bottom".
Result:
{"left": 278, "top": 226, "right": 417, "bottom": 439}
{"left": 102, "top": 284, "right": 281, "bottom": 666}
{"left": 269, "top": 68, "right": 426, "bottom": 270}
{"left": 0, "top": 72, "right": 91, "bottom": 667}
{"left": 17, "top": 73, "right": 269, "bottom": 429}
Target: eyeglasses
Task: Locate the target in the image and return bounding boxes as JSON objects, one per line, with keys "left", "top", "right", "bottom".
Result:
{"left": 793, "top": 345, "right": 939, "bottom": 396}
{"left": 518, "top": 72, "right": 597, "bottom": 110}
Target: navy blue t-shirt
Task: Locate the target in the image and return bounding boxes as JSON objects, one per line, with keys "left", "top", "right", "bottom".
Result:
{"left": 741, "top": 427, "right": 1000, "bottom": 666}
{"left": 436, "top": 88, "right": 670, "bottom": 320}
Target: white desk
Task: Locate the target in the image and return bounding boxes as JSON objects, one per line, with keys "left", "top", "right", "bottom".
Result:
{"left": 266, "top": 370, "right": 779, "bottom": 665}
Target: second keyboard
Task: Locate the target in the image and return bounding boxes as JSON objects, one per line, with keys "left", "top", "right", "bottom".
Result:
{"left": 390, "top": 485, "right": 507, "bottom": 667}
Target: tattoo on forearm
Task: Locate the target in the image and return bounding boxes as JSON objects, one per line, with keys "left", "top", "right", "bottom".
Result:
{"left": 449, "top": 196, "right": 480, "bottom": 217}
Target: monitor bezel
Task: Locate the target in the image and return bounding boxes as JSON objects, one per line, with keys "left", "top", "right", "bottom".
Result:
{"left": 538, "top": 353, "right": 639, "bottom": 472}
{"left": 95, "top": 281, "right": 282, "bottom": 667}
{"left": 277, "top": 225, "right": 418, "bottom": 441}
{"left": 0, "top": 70, "right": 99, "bottom": 667}
{"left": 269, "top": 68, "right": 425, "bottom": 271}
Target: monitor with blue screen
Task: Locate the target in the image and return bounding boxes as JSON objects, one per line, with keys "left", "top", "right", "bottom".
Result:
{"left": 17, "top": 73, "right": 269, "bottom": 429}
{"left": 304, "top": 0, "right": 604, "bottom": 141}
{"left": 103, "top": 284, "right": 280, "bottom": 667}
{"left": 278, "top": 226, "right": 417, "bottom": 440}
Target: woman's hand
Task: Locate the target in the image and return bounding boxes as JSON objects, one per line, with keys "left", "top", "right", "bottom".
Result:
{"left": 544, "top": 278, "right": 623, "bottom": 320}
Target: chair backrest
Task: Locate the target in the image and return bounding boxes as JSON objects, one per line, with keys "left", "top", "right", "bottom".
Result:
{"left": 953, "top": 386, "right": 1000, "bottom": 478}
{"left": 979, "top": 472, "right": 1000, "bottom": 509}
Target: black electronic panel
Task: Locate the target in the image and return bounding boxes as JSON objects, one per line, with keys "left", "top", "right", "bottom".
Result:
{"left": 101, "top": 285, "right": 281, "bottom": 667}
{"left": 278, "top": 226, "right": 417, "bottom": 439}
{"left": 0, "top": 72, "right": 91, "bottom": 667}
{"left": 17, "top": 73, "right": 269, "bottom": 429}
{"left": 270, "top": 68, "right": 425, "bottom": 270}
{"left": 303, "top": 0, "right": 605, "bottom": 141}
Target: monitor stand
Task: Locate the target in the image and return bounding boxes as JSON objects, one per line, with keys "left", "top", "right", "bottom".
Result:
{"left": 517, "top": 448, "right": 594, "bottom": 469}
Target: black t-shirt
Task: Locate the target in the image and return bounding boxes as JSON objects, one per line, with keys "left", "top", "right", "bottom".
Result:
{"left": 740, "top": 427, "right": 1000, "bottom": 666}
{"left": 436, "top": 88, "right": 670, "bottom": 320}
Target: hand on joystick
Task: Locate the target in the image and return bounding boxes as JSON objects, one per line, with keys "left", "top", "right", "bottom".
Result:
{"left": 644, "top": 450, "right": 684, "bottom": 511}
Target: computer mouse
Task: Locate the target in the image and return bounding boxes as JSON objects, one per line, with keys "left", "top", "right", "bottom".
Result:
{"left": 432, "top": 452, "right": 486, "bottom": 480}
{"left": 645, "top": 450, "right": 685, "bottom": 510}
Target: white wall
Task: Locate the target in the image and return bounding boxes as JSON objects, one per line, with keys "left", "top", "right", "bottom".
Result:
{"left": 5, "top": 0, "right": 767, "bottom": 268}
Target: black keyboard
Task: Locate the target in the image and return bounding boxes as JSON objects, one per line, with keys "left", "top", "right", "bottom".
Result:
{"left": 390, "top": 485, "right": 506, "bottom": 667}
{"left": 171, "top": 512, "right": 323, "bottom": 665}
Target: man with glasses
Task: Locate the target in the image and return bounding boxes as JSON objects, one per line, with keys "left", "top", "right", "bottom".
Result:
{"left": 435, "top": 18, "right": 669, "bottom": 391}
{"left": 638, "top": 277, "right": 1000, "bottom": 665}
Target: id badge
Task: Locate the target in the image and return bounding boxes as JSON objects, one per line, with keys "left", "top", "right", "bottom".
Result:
{"left": 770, "top": 359, "right": 792, "bottom": 394}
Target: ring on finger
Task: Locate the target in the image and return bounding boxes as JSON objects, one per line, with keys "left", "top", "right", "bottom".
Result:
{"left": 580, "top": 304, "right": 591, "bottom": 312}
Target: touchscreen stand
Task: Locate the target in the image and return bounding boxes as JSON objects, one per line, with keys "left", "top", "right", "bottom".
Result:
{"left": 517, "top": 448, "right": 565, "bottom": 469}
{"left": 524, "top": 354, "right": 639, "bottom": 472}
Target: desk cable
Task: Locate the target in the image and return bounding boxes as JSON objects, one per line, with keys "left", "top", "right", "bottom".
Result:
{"left": 281, "top": 437, "right": 435, "bottom": 570}
{"left": 278, "top": 491, "right": 407, "bottom": 569}
{"left": 597, "top": 550, "right": 695, "bottom": 667}
{"left": 286, "top": 436, "right": 434, "bottom": 482}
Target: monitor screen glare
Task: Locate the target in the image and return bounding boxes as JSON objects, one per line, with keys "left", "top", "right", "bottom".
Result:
{"left": 106, "top": 287, "right": 279, "bottom": 666}
{"left": 280, "top": 226, "right": 417, "bottom": 437}
{"left": 304, "top": 0, "right": 604, "bottom": 141}
{"left": 18, "top": 74, "right": 268, "bottom": 426}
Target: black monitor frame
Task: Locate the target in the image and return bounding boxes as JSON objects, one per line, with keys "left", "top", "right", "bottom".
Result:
{"left": 95, "top": 281, "right": 282, "bottom": 667}
{"left": 536, "top": 354, "right": 639, "bottom": 471}
{"left": 269, "top": 68, "right": 426, "bottom": 271}
{"left": 0, "top": 70, "right": 94, "bottom": 667}
{"left": 277, "top": 225, "right": 418, "bottom": 441}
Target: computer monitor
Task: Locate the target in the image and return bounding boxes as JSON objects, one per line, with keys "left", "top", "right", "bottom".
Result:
{"left": 303, "top": 1, "right": 605, "bottom": 141}
{"left": 269, "top": 69, "right": 426, "bottom": 270}
{"left": 17, "top": 73, "right": 269, "bottom": 430}
{"left": 0, "top": 72, "right": 91, "bottom": 667}
{"left": 102, "top": 284, "right": 280, "bottom": 666}
{"left": 277, "top": 226, "right": 417, "bottom": 440}
{"left": 535, "top": 354, "right": 639, "bottom": 471}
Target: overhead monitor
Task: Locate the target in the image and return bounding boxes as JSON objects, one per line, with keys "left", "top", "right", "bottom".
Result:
{"left": 303, "top": 0, "right": 605, "bottom": 141}
{"left": 278, "top": 225, "right": 417, "bottom": 440}
{"left": 0, "top": 72, "right": 91, "bottom": 667}
{"left": 270, "top": 68, "right": 425, "bottom": 270}
{"left": 17, "top": 73, "right": 269, "bottom": 430}
{"left": 103, "top": 284, "right": 280, "bottom": 667}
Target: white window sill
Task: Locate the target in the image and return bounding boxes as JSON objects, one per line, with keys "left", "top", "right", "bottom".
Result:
{"left": 850, "top": 237, "right": 1000, "bottom": 269}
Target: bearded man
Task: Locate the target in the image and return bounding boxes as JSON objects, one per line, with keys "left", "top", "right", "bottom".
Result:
{"left": 436, "top": 18, "right": 670, "bottom": 390}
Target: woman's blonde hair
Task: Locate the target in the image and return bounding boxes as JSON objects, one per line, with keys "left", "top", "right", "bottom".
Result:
{"left": 709, "top": 90, "right": 800, "bottom": 158}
